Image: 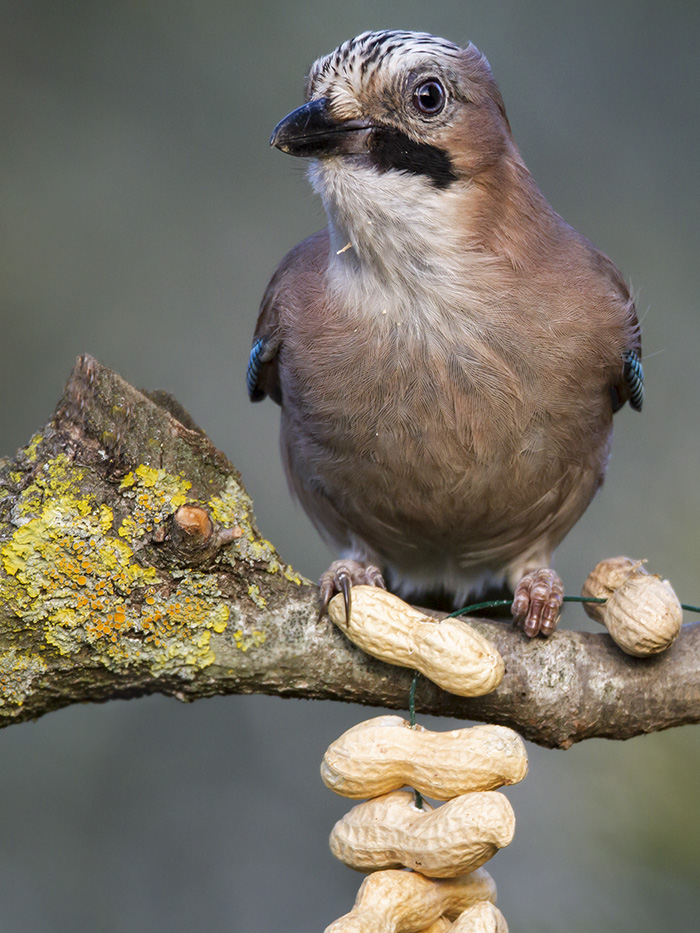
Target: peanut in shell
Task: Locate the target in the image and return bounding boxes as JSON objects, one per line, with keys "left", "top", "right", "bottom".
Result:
{"left": 321, "top": 715, "right": 527, "bottom": 800}
{"left": 324, "top": 867, "right": 497, "bottom": 933}
{"left": 582, "top": 557, "right": 682, "bottom": 656}
{"left": 328, "top": 586, "right": 504, "bottom": 697}
{"left": 329, "top": 789, "right": 515, "bottom": 878}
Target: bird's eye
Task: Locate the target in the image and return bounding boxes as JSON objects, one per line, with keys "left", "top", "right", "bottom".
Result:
{"left": 412, "top": 79, "right": 446, "bottom": 115}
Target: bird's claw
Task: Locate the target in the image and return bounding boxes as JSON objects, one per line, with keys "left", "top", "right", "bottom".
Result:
{"left": 318, "top": 559, "right": 386, "bottom": 623}
{"left": 511, "top": 568, "right": 564, "bottom": 637}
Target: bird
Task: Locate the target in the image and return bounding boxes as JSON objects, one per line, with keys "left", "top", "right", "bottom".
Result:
{"left": 248, "top": 30, "right": 643, "bottom": 637}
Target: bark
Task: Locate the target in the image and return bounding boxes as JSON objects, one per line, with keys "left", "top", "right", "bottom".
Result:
{"left": 0, "top": 355, "right": 697, "bottom": 749}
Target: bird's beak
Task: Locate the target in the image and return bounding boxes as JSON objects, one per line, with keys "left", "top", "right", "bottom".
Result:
{"left": 270, "top": 98, "right": 371, "bottom": 157}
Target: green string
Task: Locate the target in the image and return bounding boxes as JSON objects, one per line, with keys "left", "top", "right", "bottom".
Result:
{"left": 408, "top": 670, "right": 423, "bottom": 810}
{"left": 448, "top": 594, "right": 700, "bottom": 618}
{"left": 406, "top": 590, "right": 700, "bottom": 811}
{"left": 409, "top": 670, "right": 419, "bottom": 728}
{"left": 447, "top": 598, "right": 512, "bottom": 618}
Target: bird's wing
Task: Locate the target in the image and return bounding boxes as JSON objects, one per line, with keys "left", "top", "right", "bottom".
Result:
{"left": 602, "top": 255, "right": 644, "bottom": 413}
{"left": 619, "top": 347, "right": 644, "bottom": 412}
{"left": 247, "top": 229, "right": 330, "bottom": 406}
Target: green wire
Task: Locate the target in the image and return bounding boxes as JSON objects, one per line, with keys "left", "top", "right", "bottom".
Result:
{"left": 408, "top": 671, "right": 423, "bottom": 810}
{"left": 448, "top": 594, "right": 700, "bottom": 618}
{"left": 409, "top": 670, "right": 419, "bottom": 728}
{"left": 407, "top": 589, "right": 700, "bottom": 811}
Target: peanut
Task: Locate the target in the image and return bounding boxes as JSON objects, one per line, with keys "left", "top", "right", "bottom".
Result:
{"left": 329, "top": 789, "right": 515, "bottom": 878}
{"left": 322, "top": 716, "right": 527, "bottom": 800}
{"left": 324, "top": 867, "right": 497, "bottom": 933}
{"left": 422, "top": 920, "right": 453, "bottom": 933}
{"left": 582, "top": 557, "right": 682, "bottom": 656}
{"left": 328, "top": 586, "right": 504, "bottom": 696}
{"left": 450, "top": 901, "right": 508, "bottom": 932}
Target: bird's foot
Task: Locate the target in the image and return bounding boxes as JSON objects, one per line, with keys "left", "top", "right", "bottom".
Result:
{"left": 318, "top": 559, "right": 386, "bottom": 621}
{"left": 511, "top": 568, "right": 564, "bottom": 637}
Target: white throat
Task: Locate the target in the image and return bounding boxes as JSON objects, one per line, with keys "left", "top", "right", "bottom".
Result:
{"left": 308, "top": 159, "right": 504, "bottom": 331}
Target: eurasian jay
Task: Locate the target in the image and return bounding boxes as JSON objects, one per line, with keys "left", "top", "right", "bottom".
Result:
{"left": 248, "top": 30, "right": 643, "bottom": 636}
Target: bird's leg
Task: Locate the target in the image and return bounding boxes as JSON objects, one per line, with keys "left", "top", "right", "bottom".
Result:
{"left": 318, "top": 559, "right": 386, "bottom": 620}
{"left": 511, "top": 568, "right": 564, "bottom": 637}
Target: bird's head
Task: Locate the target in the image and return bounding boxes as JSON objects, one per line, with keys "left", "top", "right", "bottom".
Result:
{"left": 270, "top": 30, "right": 513, "bottom": 191}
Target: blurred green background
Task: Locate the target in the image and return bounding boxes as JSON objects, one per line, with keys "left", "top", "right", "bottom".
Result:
{"left": 1, "top": 1, "right": 699, "bottom": 930}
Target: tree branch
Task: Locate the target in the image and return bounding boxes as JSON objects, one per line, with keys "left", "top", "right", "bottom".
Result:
{"left": 0, "top": 355, "right": 697, "bottom": 748}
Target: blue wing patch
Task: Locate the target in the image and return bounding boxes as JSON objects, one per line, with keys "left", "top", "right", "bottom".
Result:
{"left": 623, "top": 348, "right": 644, "bottom": 412}
{"left": 247, "top": 336, "right": 268, "bottom": 402}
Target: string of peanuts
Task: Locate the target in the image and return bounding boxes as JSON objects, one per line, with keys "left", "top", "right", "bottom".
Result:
{"left": 319, "top": 557, "right": 688, "bottom": 931}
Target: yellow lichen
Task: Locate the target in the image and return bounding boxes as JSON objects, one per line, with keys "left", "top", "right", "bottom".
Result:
{"left": 0, "top": 649, "right": 47, "bottom": 708}
{"left": 207, "top": 477, "right": 306, "bottom": 584}
{"left": 134, "top": 572, "right": 230, "bottom": 672}
{"left": 283, "top": 566, "right": 304, "bottom": 586}
{"left": 232, "top": 628, "right": 266, "bottom": 652}
{"left": 23, "top": 431, "right": 44, "bottom": 463}
{"left": 118, "top": 464, "right": 191, "bottom": 540}
{"left": 0, "top": 453, "right": 230, "bottom": 682}
{"left": 247, "top": 583, "right": 267, "bottom": 609}
{"left": 207, "top": 478, "right": 251, "bottom": 527}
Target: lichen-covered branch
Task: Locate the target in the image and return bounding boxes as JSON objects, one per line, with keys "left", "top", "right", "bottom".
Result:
{"left": 0, "top": 355, "right": 698, "bottom": 749}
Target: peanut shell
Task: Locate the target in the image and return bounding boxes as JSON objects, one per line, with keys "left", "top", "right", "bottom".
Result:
{"left": 324, "top": 867, "right": 497, "bottom": 933}
{"left": 450, "top": 901, "right": 508, "bottom": 932}
{"left": 422, "top": 920, "right": 453, "bottom": 933}
{"left": 328, "top": 586, "right": 504, "bottom": 697}
{"left": 329, "top": 789, "right": 515, "bottom": 878}
{"left": 582, "top": 557, "right": 682, "bottom": 656}
{"left": 581, "top": 556, "right": 644, "bottom": 623}
{"left": 322, "top": 716, "right": 527, "bottom": 800}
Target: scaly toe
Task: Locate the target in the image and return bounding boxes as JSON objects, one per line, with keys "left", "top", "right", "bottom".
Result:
{"left": 511, "top": 568, "right": 564, "bottom": 637}
{"left": 318, "top": 559, "right": 387, "bottom": 621}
